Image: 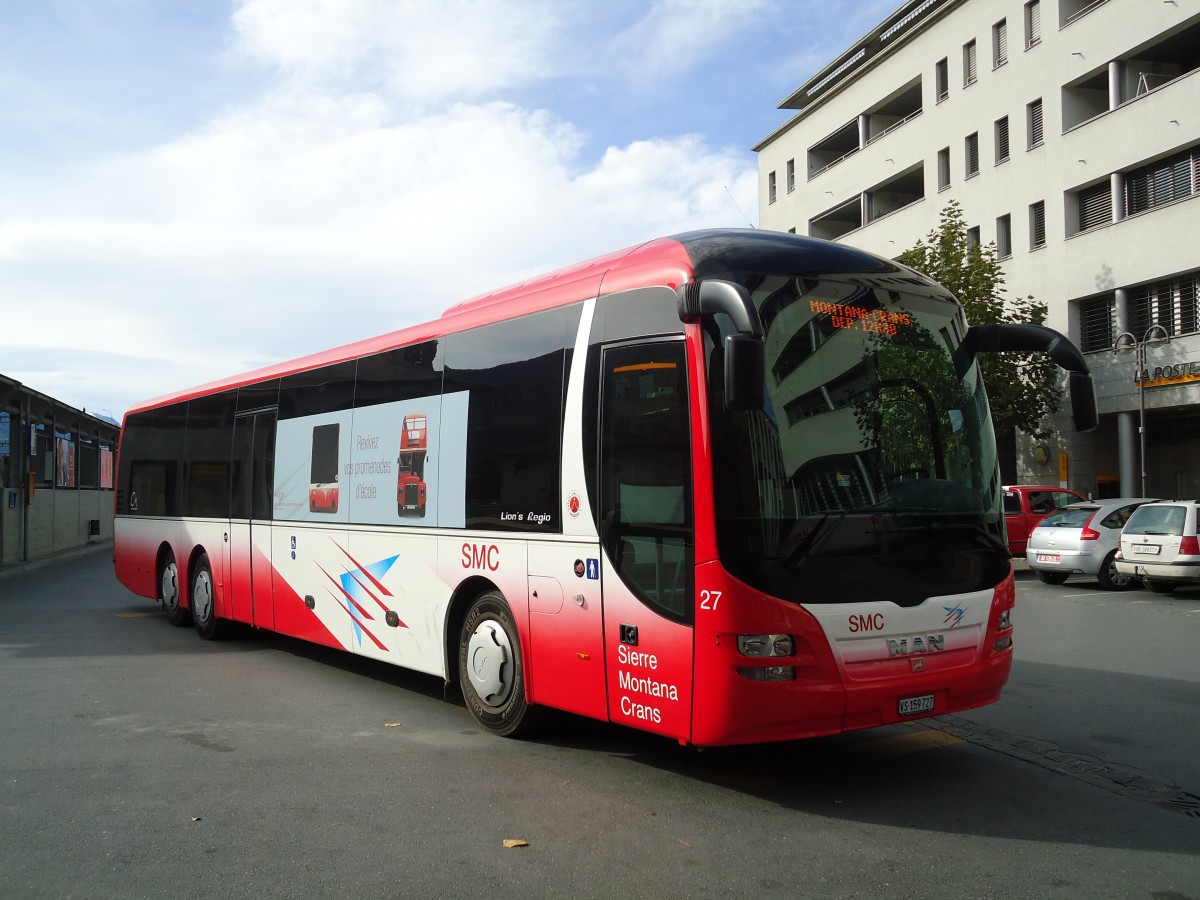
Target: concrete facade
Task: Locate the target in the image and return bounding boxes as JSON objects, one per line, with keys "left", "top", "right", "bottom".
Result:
{"left": 755, "top": 0, "right": 1200, "bottom": 499}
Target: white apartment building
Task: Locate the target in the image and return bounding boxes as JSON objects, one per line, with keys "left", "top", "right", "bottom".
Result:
{"left": 755, "top": 0, "right": 1200, "bottom": 499}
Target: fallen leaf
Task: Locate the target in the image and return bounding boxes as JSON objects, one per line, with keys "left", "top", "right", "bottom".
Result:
{"left": 503, "top": 839, "right": 529, "bottom": 849}
{"left": 384, "top": 723, "right": 402, "bottom": 728}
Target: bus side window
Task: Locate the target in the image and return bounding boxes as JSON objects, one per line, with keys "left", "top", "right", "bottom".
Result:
{"left": 599, "top": 341, "right": 693, "bottom": 621}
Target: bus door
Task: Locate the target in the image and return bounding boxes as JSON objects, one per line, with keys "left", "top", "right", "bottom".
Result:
{"left": 229, "top": 409, "right": 276, "bottom": 629}
{"left": 597, "top": 341, "right": 695, "bottom": 741}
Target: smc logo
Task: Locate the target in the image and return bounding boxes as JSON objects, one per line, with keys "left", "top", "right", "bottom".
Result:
{"left": 848, "top": 613, "right": 885, "bottom": 633}
{"left": 461, "top": 543, "right": 500, "bottom": 571}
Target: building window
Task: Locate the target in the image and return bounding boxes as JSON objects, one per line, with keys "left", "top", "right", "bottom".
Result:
{"left": 1079, "top": 294, "right": 1116, "bottom": 352}
{"left": 1025, "top": 0, "right": 1041, "bottom": 48}
{"left": 937, "top": 146, "right": 951, "bottom": 190}
{"left": 786, "top": 159, "right": 795, "bottom": 193}
{"left": 1130, "top": 275, "right": 1200, "bottom": 338}
{"left": 768, "top": 171, "right": 777, "bottom": 204}
{"left": 1030, "top": 200, "right": 1046, "bottom": 249}
{"left": 1075, "top": 181, "right": 1113, "bottom": 233}
{"left": 996, "top": 213, "right": 1012, "bottom": 258}
{"left": 967, "top": 226, "right": 980, "bottom": 247}
{"left": 935, "top": 58, "right": 949, "bottom": 101}
{"left": 963, "top": 40, "right": 978, "bottom": 86}
{"left": 965, "top": 133, "right": 979, "bottom": 178}
{"left": 1027, "top": 98, "right": 1044, "bottom": 148}
{"left": 993, "top": 19, "right": 1008, "bottom": 67}
{"left": 1125, "top": 146, "right": 1200, "bottom": 216}
{"left": 995, "top": 116, "right": 1010, "bottom": 163}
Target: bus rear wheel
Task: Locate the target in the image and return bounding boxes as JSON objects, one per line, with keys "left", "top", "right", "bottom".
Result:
{"left": 458, "top": 591, "right": 537, "bottom": 738}
{"left": 159, "top": 552, "right": 190, "bottom": 626}
{"left": 190, "top": 553, "right": 225, "bottom": 641}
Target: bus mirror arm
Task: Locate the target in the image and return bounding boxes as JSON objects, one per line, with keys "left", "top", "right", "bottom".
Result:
{"left": 676, "top": 280, "right": 765, "bottom": 410}
{"left": 961, "top": 323, "right": 1099, "bottom": 433}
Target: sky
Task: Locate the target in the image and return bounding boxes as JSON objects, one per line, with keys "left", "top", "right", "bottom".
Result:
{"left": 0, "top": 0, "right": 898, "bottom": 421}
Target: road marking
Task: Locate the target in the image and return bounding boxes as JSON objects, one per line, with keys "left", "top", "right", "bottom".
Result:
{"left": 116, "top": 611, "right": 164, "bottom": 618}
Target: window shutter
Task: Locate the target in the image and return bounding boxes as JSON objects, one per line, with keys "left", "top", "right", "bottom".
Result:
{"left": 1079, "top": 295, "right": 1115, "bottom": 353}
{"left": 994, "top": 20, "right": 1008, "bottom": 65}
{"left": 1077, "top": 182, "right": 1112, "bottom": 232}
{"left": 1030, "top": 201, "right": 1046, "bottom": 248}
{"left": 1028, "top": 99, "right": 1044, "bottom": 147}
{"left": 966, "top": 133, "right": 979, "bottom": 176}
{"left": 1026, "top": 0, "right": 1041, "bottom": 47}
{"left": 995, "top": 117, "right": 1010, "bottom": 162}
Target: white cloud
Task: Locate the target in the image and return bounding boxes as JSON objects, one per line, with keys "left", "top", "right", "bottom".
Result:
{"left": 231, "top": 0, "right": 569, "bottom": 103}
{"left": 0, "top": 1, "right": 761, "bottom": 418}
{"left": 613, "top": 0, "right": 775, "bottom": 80}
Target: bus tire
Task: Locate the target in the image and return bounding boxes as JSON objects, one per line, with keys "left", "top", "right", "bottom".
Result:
{"left": 458, "top": 591, "right": 538, "bottom": 738}
{"left": 190, "top": 553, "right": 225, "bottom": 640}
{"left": 159, "top": 550, "right": 190, "bottom": 626}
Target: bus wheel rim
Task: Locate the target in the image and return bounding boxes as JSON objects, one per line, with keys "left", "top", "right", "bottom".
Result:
{"left": 161, "top": 563, "right": 179, "bottom": 612}
{"left": 466, "top": 620, "right": 512, "bottom": 707}
{"left": 194, "top": 572, "right": 212, "bottom": 621}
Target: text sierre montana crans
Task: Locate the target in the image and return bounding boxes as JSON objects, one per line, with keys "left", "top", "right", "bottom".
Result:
{"left": 616, "top": 643, "right": 678, "bottom": 725}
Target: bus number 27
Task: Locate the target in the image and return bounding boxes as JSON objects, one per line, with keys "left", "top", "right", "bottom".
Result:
{"left": 700, "top": 589, "right": 722, "bottom": 611}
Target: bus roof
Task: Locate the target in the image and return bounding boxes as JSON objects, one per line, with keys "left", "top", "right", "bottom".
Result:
{"left": 124, "top": 229, "right": 895, "bottom": 418}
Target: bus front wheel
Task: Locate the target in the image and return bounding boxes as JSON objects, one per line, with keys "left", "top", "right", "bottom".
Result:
{"left": 190, "top": 553, "right": 224, "bottom": 641}
{"left": 458, "top": 591, "right": 537, "bottom": 738}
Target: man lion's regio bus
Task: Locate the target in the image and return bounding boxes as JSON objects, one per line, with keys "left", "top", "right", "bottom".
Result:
{"left": 114, "top": 230, "right": 1098, "bottom": 746}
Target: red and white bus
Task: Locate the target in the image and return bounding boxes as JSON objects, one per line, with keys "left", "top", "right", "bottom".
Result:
{"left": 114, "top": 229, "right": 1097, "bottom": 745}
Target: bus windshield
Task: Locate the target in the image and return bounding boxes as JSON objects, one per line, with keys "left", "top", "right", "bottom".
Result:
{"left": 707, "top": 272, "right": 1009, "bottom": 607}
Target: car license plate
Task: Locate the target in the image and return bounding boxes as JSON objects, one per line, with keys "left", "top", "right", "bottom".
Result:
{"left": 1037, "top": 553, "right": 1060, "bottom": 563}
{"left": 898, "top": 694, "right": 935, "bottom": 716}
{"left": 1132, "top": 544, "right": 1161, "bottom": 555}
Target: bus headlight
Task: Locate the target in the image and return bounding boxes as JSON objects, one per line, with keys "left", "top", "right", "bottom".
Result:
{"left": 737, "top": 634, "right": 794, "bottom": 657}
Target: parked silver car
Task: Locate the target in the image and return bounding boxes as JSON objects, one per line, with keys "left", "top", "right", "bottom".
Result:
{"left": 1026, "top": 498, "right": 1158, "bottom": 590}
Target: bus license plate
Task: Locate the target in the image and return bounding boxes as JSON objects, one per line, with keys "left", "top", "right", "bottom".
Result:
{"left": 1037, "top": 553, "right": 1060, "bottom": 564}
{"left": 1132, "top": 544, "right": 1161, "bottom": 555}
{"left": 898, "top": 694, "right": 935, "bottom": 716}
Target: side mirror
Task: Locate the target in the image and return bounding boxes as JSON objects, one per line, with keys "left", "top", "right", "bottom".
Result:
{"left": 725, "top": 334, "right": 764, "bottom": 410}
{"left": 1069, "top": 370, "right": 1098, "bottom": 432}
{"left": 962, "top": 323, "right": 1098, "bottom": 433}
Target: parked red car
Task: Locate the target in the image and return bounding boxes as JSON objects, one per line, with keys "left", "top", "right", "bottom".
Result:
{"left": 1002, "top": 485, "right": 1086, "bottom": 556}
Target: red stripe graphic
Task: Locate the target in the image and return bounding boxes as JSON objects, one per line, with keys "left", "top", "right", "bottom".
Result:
{"left": 335, "top": 543, "right": 394, "bottom": 597}
{"left": 331, "top": 598, "right": 389, "bottom": 651}
{"left": 316, "top": 563, "right": 374, "bottom": 620}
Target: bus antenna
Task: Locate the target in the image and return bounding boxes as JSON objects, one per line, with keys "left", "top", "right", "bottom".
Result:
{"left": 725, "top": 185, "right": 756, "bottom": 229}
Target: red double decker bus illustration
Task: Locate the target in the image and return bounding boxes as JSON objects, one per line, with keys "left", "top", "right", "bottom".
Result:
{"left": 309, "top": 423, "right": 339, "bottom": 513}
{"left": 397, "top": 413, "right": 427, "bottom": 516}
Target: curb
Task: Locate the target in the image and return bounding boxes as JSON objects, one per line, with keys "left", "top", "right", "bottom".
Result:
{"left": 0, "top": 541, "right": 113, "bottom": 583}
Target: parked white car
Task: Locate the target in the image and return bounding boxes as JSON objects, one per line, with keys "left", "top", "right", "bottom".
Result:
{"left": 1114, "top": 500, "right": 1200, "bottom": 593}
{"left": 1026, "top": 498, "right": 1158, "bottom": 590}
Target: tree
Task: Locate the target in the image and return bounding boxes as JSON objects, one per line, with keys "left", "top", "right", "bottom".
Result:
{"left": 898, "top": 200, "right": 1060, "bottom": 443}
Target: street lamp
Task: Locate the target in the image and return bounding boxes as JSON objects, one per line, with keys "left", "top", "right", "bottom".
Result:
{"left": 1112, "top": 324, "right": 1171, "bottom": 496}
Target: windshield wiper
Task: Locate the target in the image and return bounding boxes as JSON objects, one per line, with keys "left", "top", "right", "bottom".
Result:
{"left": 784, "top": 515, "right": 838, "bottom": 568}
